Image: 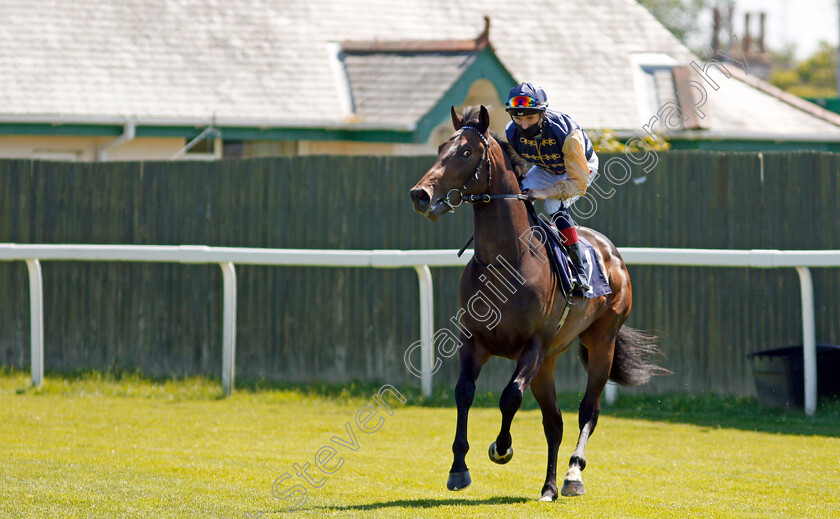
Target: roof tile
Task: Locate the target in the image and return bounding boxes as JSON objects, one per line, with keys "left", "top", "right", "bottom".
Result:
{"left": 0, "top": 0, "right": 836, "bottom": 137}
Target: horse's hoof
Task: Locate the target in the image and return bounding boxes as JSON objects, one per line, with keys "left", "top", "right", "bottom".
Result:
{"left": 561, "top": 479, "right": 585, "bottom": 496}
{"left": 447, "top": 470, "right": 471, "bottom": 491}
{"left": 488, "top": 442, "right": 513, "bottom": 464}
{"left": 539, "top": 483, "right": 558, "bottom": 501}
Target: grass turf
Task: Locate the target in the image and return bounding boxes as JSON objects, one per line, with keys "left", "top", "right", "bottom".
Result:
{"left": 1, "top": 370, "right": 838, "bottom": 518}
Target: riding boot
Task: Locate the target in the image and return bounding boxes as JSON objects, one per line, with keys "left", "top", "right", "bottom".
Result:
{"left": 565, "top": 241, "right": 591, "bottom": 293}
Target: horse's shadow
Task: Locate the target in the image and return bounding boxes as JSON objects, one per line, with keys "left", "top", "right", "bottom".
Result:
{"left": 313, "top": 496, "right": 530, "bottom": 511}
{"left": 249, "top": 496, "right": 531, "bottom": 515}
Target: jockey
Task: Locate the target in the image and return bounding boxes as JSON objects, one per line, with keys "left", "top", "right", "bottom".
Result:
{"left": 504, "top": 82, "right": 599, "bottom": 292}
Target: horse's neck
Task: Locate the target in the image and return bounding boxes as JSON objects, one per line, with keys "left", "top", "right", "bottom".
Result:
{"left": 472, "top": 153, "right": 533, "bottom": 267}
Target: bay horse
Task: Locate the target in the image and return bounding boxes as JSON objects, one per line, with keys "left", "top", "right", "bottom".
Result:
{"left": 409, "top": 105, "right": 667, "bottom": 500}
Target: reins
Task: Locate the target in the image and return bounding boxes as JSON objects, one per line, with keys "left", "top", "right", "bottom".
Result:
{"left": 448, "top": 126, "right": 534, "bottom": 257}
{"left": 455, "top": 192, "right": 534, "bottom": 256}
{"left": 463, "top": 193, "right": 532, "bottom": 203}
{"left": 450, "top": 123, "right": 577, "bottom": 321}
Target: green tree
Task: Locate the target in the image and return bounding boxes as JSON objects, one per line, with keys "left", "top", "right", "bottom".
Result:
{"left": 638, "top": 0, "right": 713, "bottom": 52}
{"left": 769, "top": 41, "right": 838, "bottom": 98}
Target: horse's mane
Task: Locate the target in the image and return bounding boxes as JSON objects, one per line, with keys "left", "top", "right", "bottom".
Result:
{"left": 459, "top": 106, "right": 528, "bottom": 182}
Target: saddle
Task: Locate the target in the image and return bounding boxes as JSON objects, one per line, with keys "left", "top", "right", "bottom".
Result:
{"left": 523, "top": 202, "right": 611, "bottom": 299}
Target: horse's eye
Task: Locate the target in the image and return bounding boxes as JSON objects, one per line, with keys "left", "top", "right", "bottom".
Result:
{"left": 462, "top": 150, "right": 472, "bottom": 158}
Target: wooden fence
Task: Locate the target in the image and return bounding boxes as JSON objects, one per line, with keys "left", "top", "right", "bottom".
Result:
{"left": 0, "top": 152, "right": 838, "bottom": 396}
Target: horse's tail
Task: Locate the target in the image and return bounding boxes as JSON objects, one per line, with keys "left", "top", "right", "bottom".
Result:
{"left": 578, "top": 325, "right": 671, "bottom": 387}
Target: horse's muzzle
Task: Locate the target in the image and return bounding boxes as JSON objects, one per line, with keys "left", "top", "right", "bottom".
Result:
{"left": 410, "top": 186, "right": 450, "bottom": 221}
{"left": 409, "top": 187, "right": 432, "bottom": 214}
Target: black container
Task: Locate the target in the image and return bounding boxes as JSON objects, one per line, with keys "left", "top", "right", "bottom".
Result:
{"left": 747, "top": 344, "right": 840, "bottom": 408}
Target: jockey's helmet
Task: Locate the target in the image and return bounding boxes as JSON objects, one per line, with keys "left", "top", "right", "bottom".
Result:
{"left": 505, "top": 82, "right": 548, "bottom": 116}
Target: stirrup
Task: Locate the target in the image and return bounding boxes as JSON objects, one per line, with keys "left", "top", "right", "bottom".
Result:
{"left": 572, "top": 267, "right": 591, "bottom": 293}
{"left": 573, "top": 280, "right": 591, "bottom": 293}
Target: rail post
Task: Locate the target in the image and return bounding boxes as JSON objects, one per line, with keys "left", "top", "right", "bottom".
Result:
{"left": 220, "top": 262, "right": 237, "bottom": 396}
{"left": 414, "top": 265, "right": 435, "bottom": 397}
{"left": 25, "top": 258, "right": 44, "bottom": 387}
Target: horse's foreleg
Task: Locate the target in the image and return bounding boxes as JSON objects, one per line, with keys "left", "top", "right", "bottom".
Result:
{"left": 530, "top": 353, "right": 563, "bottom": 501}
{"left": 562, "top": 327, "right": 617, "bottom": 497}
{"left": 489, "top": 337, "right": 543, "bottom": 466}
{"left": 447, "top": 341, "right": 487, "bottom": 491}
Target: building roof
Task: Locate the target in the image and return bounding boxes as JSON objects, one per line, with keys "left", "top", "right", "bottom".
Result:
{"left": 1, "top": 0, "right": 838, "bottom": 143}
{"left": 340, "top": 28, "right": 516, "bottom": 135}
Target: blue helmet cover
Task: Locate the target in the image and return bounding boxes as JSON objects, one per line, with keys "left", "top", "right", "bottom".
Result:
{"left": 505, "top": 82, "right": 548, "bottom": 115}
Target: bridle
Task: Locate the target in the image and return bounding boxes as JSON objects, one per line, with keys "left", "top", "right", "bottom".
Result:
{"left": 441, "top": 126, "right": 490, "bottom": 211}
{"left": 438, "top": 123, "right": 575, "bottom": 314}
{"left": 442, "top": 126, "right": 531, "bottom": 212}
{"left": 442, "top": 127, "right": 575, "bottom": 314}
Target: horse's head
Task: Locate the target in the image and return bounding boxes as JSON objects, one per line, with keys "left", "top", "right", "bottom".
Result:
{"left": 409, "top": 105, "right": 493, "bottom": 221}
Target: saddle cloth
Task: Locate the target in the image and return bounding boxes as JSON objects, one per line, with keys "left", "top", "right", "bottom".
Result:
{"left": 529, "top": 211, "right": 612, "bottom": 299}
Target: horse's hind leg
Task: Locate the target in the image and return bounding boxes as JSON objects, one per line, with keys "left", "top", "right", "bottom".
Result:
{"left": 489, "top": 337, "right": 543, "bottom": 466}
{"left": 530, "top": 353, "right": 563, "bottom": 501}
{"left": 562, "top": 322, "right": 618, "bottom": 497}
{"left": 447, "top": 339, "right": 489, "bottom": 491}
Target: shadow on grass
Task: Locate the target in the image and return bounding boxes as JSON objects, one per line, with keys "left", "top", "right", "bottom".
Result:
{"left": 314, "top": 497, "right": 531, "bottom": 511}
{"left": 236, "top": 377, "right": 840, "bottom": 437}
{"left": 247, "top": 496, "right": 530, "bottom": 516}
{"left": 601, "top": 392, "right": 840, "bottom": 437}
{"left": 238, "top": 378, "right": 840, "bottom": 437}
{"left": 6, "top": 368, "right": 838, "bottom": 437}
{"left": 313, "top": 496, "right": 531, "bottom": 512}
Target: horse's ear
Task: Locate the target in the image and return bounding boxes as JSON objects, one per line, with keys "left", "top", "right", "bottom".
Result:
{"left": 476, "top": 105, "right": 490, "bottom": 134}
{"left": 451, "top": 105, "right": 464, "bottom": 130}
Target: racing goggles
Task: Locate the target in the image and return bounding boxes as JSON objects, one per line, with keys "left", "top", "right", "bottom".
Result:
{"left": 507, "top": 95, "right": 538, "bottom": 108}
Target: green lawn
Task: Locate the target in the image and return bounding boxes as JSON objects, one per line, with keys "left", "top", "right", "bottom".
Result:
{"left": 1, "top": 370, "right": 839, "bottom": 518}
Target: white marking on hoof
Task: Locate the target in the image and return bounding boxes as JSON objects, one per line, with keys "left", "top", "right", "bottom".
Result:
{"left": 561, "top": 466, "right": 585, "bottom": 496}
{"left": 539, "top": 495, "right": 553, "bottom": 502}
{"left": 488, "top": 442, "right": 513, "bottom": 464}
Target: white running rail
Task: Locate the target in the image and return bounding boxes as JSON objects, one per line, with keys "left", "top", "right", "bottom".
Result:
{"left": 1, "top": 244, "right": 838, "bottom": 416}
